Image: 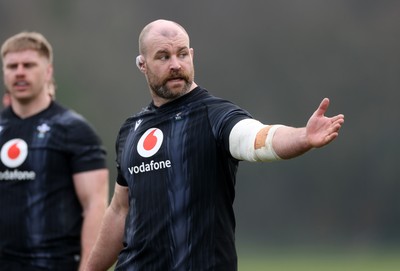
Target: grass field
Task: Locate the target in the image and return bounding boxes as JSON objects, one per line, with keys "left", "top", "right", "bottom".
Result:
{"left": 237, "top": 249, "right": 400, "bottom": 271}
{"left": 107, "top": 249, "right": 400, "bottom": 270}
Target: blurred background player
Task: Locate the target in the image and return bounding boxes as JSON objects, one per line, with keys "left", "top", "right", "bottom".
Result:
{"left": 0, "top": 32, "right": 109, "bottom": 271}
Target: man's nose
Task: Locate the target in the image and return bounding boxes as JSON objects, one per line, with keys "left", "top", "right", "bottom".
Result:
{"left": 169, "top": 56, "right": 181, "bottom": 71}
{"left": 15, "top": 64, "right": 26, "bottom": 75}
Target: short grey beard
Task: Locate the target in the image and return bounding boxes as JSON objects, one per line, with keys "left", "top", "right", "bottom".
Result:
{"left": 151, "top": 81, "right": 192, "bottom": 100}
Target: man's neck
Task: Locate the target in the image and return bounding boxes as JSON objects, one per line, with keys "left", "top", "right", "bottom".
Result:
{"left": 12, "top": 96, "right": 52, "bottom": 119}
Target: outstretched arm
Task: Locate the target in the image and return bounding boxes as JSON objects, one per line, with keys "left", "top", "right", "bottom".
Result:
{"left": 229, "top": 98, "right": 344, "bottom": 162}
{"left": 272, "top": 98, "right": 345, "bottom": 159}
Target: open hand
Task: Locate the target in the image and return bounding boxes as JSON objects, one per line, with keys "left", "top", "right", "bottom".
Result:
{"left": 306, "top": 98, "right": 345, "bottom": 148}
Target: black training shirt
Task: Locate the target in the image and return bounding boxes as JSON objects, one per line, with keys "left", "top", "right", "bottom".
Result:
{"left": 0, "top": 101, "right": 107, "bottom": 269}
{"left": 115, "top": 87, "right": 252, "bottom": 271}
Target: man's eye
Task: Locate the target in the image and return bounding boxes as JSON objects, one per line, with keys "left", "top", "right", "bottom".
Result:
{"left": 180, "top": 52, "right": 188, "bottom": 57}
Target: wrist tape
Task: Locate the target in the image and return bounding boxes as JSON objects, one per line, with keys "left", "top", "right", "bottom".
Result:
{"left": 229, "top": 119, "right": 283, "bottom": 161}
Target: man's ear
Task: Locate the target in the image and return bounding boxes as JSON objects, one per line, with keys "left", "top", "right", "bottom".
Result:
{"left": 46, "top": 64, "right": 54, "bottom": 82}
{"left": 136, "top": 55, "right": 145, "bottom": 72}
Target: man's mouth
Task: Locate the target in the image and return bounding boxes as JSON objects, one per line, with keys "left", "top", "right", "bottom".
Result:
{"left": 168, "top": 78, "right": 183, "bottom": 81}
{"left": 13, "top": 81, "right": 29, "bottom": 89}
{"left": 167, "top": 75, "right": 187, "bottom": 83}
{"left": 14, "top": 81, "right": 29, "bottom": 86}
{"left": 169, "top": 76, "right": 183, "bottom": 81}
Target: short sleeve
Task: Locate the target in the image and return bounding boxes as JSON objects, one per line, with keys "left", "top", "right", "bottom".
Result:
{"left": 62, "top": 112, "right": 107, "bottom": 174}
{"left": 206, "top": 99, "right": 253, "bottom": 152}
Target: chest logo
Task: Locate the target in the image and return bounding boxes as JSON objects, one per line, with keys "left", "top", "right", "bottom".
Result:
{"left": 1, "top": 139, "right": 28, "bottom": 168}
{"left": 37, "top": 123, "right": 51, "bottom": 138}
{"left": 137, "top": 128, "right": 163, "bottom": 158}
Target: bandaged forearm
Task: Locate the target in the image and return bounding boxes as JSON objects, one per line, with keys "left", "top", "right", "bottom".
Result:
{"left": 229, "top": 119, "right": 284, "bottom": 161}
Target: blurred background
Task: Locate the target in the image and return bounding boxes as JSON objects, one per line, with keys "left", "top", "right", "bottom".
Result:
{"left": 1, "top": 0, "right": 399, "bottom": 269}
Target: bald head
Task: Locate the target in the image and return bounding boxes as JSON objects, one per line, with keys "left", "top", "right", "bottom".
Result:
{"left": 139, "top": 19, "right": 190, "bottom": 56}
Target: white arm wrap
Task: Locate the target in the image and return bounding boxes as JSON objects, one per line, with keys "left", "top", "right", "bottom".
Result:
{"left": 229, "top": 119, "right": 284, "bottom": 162}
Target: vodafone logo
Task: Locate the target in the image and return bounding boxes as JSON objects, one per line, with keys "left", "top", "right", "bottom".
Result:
{"left": 1, "top": 139, "right": 28, "bottom": 168}
{"left": 129, "top": 128, "right": 171, "bottom": 174}
{"left": 137, "top": 128, "right": 163, "bottom": 158}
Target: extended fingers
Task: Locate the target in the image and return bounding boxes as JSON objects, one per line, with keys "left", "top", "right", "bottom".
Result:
{"left": 331, "top": 114, "right": 345, "bottom": 122}
{"left": 328, "top": 118, "right": 344, "bottom": 136}
{"left": 330, "top": 114, "right": 345, "bottom": 127}
{"left": 325, "top": 131, "right": 339, "bottom": 144}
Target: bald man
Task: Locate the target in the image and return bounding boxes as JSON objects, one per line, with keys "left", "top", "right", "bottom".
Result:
{"left": 85, "top": 19, "right": 344, "bottom": 271}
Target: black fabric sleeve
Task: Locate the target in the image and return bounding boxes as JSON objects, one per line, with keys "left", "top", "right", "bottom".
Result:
{"left": 62, "top": 111, "right": 107, "bottom": 174}
{"left": 206, "top": 99, "right": 253, "bottom": 154}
